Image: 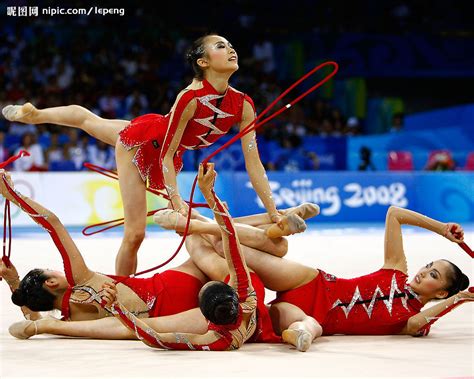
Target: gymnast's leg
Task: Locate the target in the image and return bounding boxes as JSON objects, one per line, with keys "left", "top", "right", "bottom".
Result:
{"left": 233, "top": 202, "right": 320, "bottom": 226}
{"left": 10, "top": 308, "right": 207, "bottom": 340}
{"left": 155, "top": 210, "right": 288, "bottom": 257}
{"left": 2, "top": 103, "right": 128, "bottom": 146}
{"left": 269, "top": 302, "right": 322, "bottom": 352}
{"left": 114, "top": 143, "right": 147, "bottom": 276}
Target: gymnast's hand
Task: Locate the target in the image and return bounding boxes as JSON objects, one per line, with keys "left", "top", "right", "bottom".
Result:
{"left": 458, "top": 288, "right": 474, "bottom": 301}
{"left": 270, "top": 212, "right": 285, "bottom": 228}
{"left": 197, "top": 163, "right": 216, "bottom": 195}
{"left": 0, "top": 258, "right": 20, "bottom": 287}
{"left": 443, "top": 223, "right": 464, "bottom": 243}
{"left": 168, "top": 197, "right": 189, "bottom": 216}
{"left": 0, "top": 169, "right": 14, "bottom": 198}
{"left": 100, "top": 282, "right": 118, "bottom": 307}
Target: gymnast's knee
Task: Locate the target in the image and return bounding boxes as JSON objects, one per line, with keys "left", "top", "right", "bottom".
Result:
{"left": 123, "top": 229, "right": 145, "bottom": 247}
{"left": 274, "top": 238, "right": 288, "bottom": 257}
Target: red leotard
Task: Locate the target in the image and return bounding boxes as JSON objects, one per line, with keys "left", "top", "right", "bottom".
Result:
{"left": 272, "top": 268, "right": 423, "bottom": 335}
{"left": 119, "top": 79, "right": 254, "bottom": 190}
{"left": 61, "top": 270, "right": 203, "bottom": 320}
{"left": 107, "top": 270, "right": 203, "bottom": 317}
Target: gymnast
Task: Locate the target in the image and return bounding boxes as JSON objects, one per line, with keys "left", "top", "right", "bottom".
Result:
{"left": 0, "top": 168, "right": 214, "bottom": 332}
{"left": 223, "top": 206, "right": 473, "bottom": 350}
{"left": 2, "top": 33, "right": 305, "bottom": 276}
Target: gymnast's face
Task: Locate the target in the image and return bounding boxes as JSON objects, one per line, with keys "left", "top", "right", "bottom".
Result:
{"left": 409, "top": 260, "right": 450, "bottom": 300}
{"left": 200, "top": 35, "right": 238, "bottom": 75}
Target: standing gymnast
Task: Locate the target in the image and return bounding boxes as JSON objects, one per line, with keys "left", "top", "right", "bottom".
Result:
{"left": 2, "top": 34, "right": 305, "bottom": 276}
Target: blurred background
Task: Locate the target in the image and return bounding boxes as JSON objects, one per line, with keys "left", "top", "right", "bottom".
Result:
{"left": 1, "top": 0, "right": 473, "bottom": 225}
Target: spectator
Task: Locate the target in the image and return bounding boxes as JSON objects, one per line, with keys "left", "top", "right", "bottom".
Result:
{"left": 56, "top": 60, "right": 75, "bottom": 90}
{"left": 0, "top": 131, "right": 10, "bottom": 163}
{"left": 252, "top": 32, "right": 276, "bottom": 75}
{"left": 13, "top": 132, "right": 47, "bottom": 172}
{"left": 45, "top": 133, "right": 65, "bottom": 166}
{"left": 425, "top": 151, "right": 455, "bottom": 171}
{"left": 358, "top": 146, "right": 376, "bottom": 171}
{"left": 125, "top": 89, "right": 149, "bottom": 115}
{"left": 8, "top": 121, "right": 37, "bottom": 137}
{"left": 390, "top": 112, "right": 404, "bottom": 133}
{"left": 344, "top": 117, "right": 361, "bottom": 136}
{"left": 87, "top": 140, "right": 116, "bottom": 170}
{"left": 98, "top": 89, "right": 121, "bottom": 119}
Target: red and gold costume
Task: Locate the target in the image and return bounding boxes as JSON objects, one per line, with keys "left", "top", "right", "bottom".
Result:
{"left": 273, "top": 268, "right": 424, "bottom": 335}
{"left": 61, "top": 270, "right": 203, "bottom": 321}
{"left": 119, "top": 79, "right": 254, "bottom": 190}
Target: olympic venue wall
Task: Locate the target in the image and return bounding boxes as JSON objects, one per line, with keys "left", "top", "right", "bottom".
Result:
{"left": 4, "top": 171, "right": 473, "bottom": 227}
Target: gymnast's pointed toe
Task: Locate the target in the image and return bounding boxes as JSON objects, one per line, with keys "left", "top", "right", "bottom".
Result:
{"left": 153, "top": 209, "right": 189, "bottom": 232}
{"left": 266, "top": 214, "right": 307, "bottom": 239}
{"left": 2, "top": 103, "right": 37, "bottom": 123}
{"left": 9, "top": 320, "right": 37, "bottom": 340}
{"left": 282, "top": 328, "right": 313, "bottom": 352}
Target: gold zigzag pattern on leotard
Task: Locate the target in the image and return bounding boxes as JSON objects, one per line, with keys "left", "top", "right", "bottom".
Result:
{"left": 331, "top": 273, "right": 410, "bottom": 319}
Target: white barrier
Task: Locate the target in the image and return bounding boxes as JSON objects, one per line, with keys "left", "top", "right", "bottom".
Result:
{"left": 1, "top": 172, "right": 169, "bottom": 226}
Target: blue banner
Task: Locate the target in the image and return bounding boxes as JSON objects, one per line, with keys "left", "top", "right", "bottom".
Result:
{"left": 185, "top": 171, "right": 474, "bottom": 223}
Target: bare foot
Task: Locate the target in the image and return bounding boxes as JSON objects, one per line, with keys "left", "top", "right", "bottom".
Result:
{"left": 283, "top": 203, "right": 320, "bottom": 220}
{"left": 266, "top": 214, "right": 306, "bottom": 238}
{"left": 153, "top": 209, "right": 192, "bottom": 233}
{"left": 2, "top": 103, "right": 38, "bottom": 123}
{"left": 282, "top": 327, "right": 313, "bottom": 352}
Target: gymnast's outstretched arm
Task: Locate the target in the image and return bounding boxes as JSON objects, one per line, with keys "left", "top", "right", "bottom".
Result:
{"left": 403, "top": 289, "right": 474, "bottom": 336}
{"left": 0, "top": 170, "right": 94, "bottom": 285}
{"left": 239, "top": 98, "right": 281, "bottom": 225}
{"left": 383, "top": 206, "right": 464, "bottom": 273}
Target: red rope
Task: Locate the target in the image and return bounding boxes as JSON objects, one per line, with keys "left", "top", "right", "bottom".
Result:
{"left": 1, "top": 199, "right": 12, "bottom": 275}
{"left": 81, "top": 163, "right": 208, "bottom": 236}
{"left": 450, "top": 225, "right": 473, "bottom": 258}
{"left": 0, "top": 151, "right": 31, "bottom": 275}
{"left": 0, "top": 150, "right": 31, "bottom": 169}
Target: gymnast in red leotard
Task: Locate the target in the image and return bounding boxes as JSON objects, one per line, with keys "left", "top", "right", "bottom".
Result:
{"left": 0, "top": 169, "right": 206, "bottom": 334}
{"left": 217, "top": 206, "right": 472, "bottom": 351}
{"left": 2, "top": 34, "right": 305, "bottom": 277}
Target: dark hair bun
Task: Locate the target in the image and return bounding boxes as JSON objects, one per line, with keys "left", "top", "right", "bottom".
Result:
{"left": 11, "top": 288, "right": 26, "bottom": 307}
{"left": 214, "top": 302, "right": 235, "bottom": 324}
{"left": 459, "top": 274, "right": 470, "bottom": 292}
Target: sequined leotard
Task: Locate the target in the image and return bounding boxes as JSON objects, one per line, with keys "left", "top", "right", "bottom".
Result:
{"left": 272, "top": 268, "right": 424, "bottom": 335}
{"left": 119, "top": 79, "right": 254, "bottom": 190}
{"left": 61, "top": 270, "right": 203, "bottom": 321}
